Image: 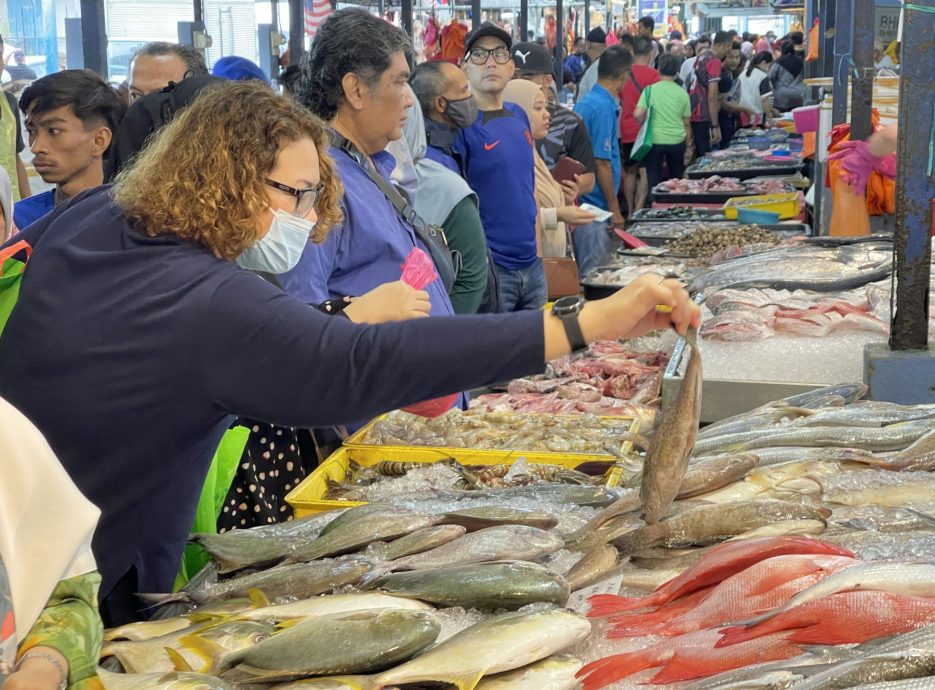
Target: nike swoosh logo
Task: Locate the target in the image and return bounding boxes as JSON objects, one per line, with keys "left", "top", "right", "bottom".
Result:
{"left": 484, "top": 140, "right": 501, "bottom": 150}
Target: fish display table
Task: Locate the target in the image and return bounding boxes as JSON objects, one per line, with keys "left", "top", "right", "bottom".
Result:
{"left": 100, "top": 382, "right": 935, "bottom": 689}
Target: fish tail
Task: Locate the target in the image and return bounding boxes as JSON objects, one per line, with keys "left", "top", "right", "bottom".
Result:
{"left": 715, "top": 618, "right": 783, "bottom": 648}
{"left": 576, "top": 650, "right": 658, "bottom": 690}
{"left": 787, "top": 624, "right": 847, "bottom": 645}
{"left": 586, "top": 593, "right": 648, "bottom": 618}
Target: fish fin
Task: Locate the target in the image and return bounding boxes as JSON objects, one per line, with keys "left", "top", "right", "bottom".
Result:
{"left": 432, "top": 670, "right": 485, "bottom": 690}
{"left": 165, "top": 647, "right": 195, "bottom": 673}
{"left": 586, "top": 593, "right": 647, "bottom": 618}
{"left": 275, "top": 618, "right": 305, "bottom": 630}
{"left": 184, "top": 612, "right": 225, "bottom": 625}
{"left": 247, "top": 588, "right": 270, "bottom": 608}
{"left": 576, "top": 650, "right": 657, "bottom": 690}
{"left": 787, "top": 625, "right": 843, "bottom": 645}
{"left": 177, "top": 633, "right": 226, "bottom": 672}
{"left": 135, "top": 592, "right": 189, "bottom": 607}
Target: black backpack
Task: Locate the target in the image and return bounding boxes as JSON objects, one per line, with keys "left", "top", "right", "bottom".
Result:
{"left": 104, "top": 76, "right": 224, "bottom": 181}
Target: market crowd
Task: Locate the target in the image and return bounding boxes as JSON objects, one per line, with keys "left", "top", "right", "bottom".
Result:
{"left": 0, "top": 12, "right": 708, "bottom": 690}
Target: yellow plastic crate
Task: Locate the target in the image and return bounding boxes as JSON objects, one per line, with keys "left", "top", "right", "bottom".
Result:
{"left": 286, "top": 444, "right": 612, "bottom": 517}
{"left": 344, "top": 413, "right": 637, "bottom": 461}
{"left": 723, "top": 192, "right": 800, "bottom": 220}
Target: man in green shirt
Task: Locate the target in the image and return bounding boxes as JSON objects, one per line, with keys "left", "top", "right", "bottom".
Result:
{"left": 633, "top": 54, "right": 693, "bottom": 192}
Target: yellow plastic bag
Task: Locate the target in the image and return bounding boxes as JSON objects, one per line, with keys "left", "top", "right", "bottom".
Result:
{"left": 829, "top": 179, "right": 871, "bottom": 236}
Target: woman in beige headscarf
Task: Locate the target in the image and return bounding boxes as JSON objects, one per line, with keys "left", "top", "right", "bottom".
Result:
{"left": 503, "top": 79, "right": 596, "bottom": 258}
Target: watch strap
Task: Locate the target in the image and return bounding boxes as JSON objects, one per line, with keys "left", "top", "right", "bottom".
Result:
{"left": 561, "top": 313, "right": 587, "bottom": 352}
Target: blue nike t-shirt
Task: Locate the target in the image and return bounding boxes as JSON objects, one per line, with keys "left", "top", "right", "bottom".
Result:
{"left": 453, "top": 104, "right": 538, "bottom": 271}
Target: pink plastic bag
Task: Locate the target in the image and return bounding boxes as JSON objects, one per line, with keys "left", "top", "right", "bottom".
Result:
{"left": 401, "top": 247, "right": 438, "bottom": 290}
{"left": 399, "top": 247, "right": 457, "bottom": 418}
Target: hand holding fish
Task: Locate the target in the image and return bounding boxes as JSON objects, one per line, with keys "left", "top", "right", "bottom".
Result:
{"left": 544, "top": 273, "right": 700, "bottom": 361}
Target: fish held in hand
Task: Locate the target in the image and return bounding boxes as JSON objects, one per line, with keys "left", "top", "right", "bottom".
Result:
{"left": 641, "top": 326, "right": 703, "bottom": 524}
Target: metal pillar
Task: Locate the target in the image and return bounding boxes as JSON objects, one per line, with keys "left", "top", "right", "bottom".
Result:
{"left": 471, "top": 0, "right": 481, "bottom": 30}
{"left": 805, "top": 0, "right": 818, "bottom": 79}
{"left": 289, "top": 0, "right": 305, "bottom": 66}
{"left": 848, "top": 0, "right": 874, "bottom": 140}
{"left": 79, "top": 0, "right": 107, "bottom": 76}
{"left": 519, "top": 0, "right": 528, "bottom": 41}
{"left": 817, "top": 0, "right": 835, "bottom": 78}
{"left": 831, "top": 0, "right": 852, "bottom": 125}
{"left": 378, "top": 0, "right": 385, "bottom": 14}
{"left": 554, "top": 0, "right": 564, "bottom": 87}
{"left": 193, "top": 0, "right": 203, "bottom": 24}
{"left": 890, "top": 0, "right": 934, "bottom": 351}
{"left": 402, "top": 0, "right": 413, "bottom": 37}
{"left": 584, "top": 0, "right": 590, "bottom": 35}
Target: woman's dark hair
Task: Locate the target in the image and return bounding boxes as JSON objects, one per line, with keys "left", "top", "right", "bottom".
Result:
{"left": 299, "top": 7, "right": 411, "bottom": 120}
{"left": 278, "top": 65, "right": 302, "bottom": 96}
{"left": 746, "top": 50, "right": 774, "bottom": 77}
{"left": 20, "top": 69, "right": 126, "bottom": 138}
{"left": 657, "top": 53, "right": 681, "bottom": 77}
{"left": 790, "top": 31, "right": 805, "bottom": 45}
{"left": 781, "top": 41, "right": 797, "bottom": 56}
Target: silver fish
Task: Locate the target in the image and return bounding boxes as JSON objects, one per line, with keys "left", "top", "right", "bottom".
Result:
{"left": 791, "top": 650, "right": 935, "bottom": 690}
{"left": 474, "top": 654, "right": 583, "bottom": 689}
{"left": 209, "top": 609, "right": 441, "bottom": 683}
{"left": 101, "top": 620, "right": 273, "bottom": 674}
{"left": 641, "top": 326, "right": 702, "bottom": 524}
{"left": 855, "top": 430, "right": 935, "bottom": 471}
{"left": 367, "top": 561, "right": 570, "bottom": 609}
{"left": 438, "top": 506, "right": 560, "bottom": 531}
{"left": 611, "top": 500, "right": 830, "bottom": 556}
{"left": 139, "top": 558, "right": 373, "bottom": 607}
{"left": 374, "top": 525, "right": 467, "bottom": 560}
{"left": 231, "top": 592, "right": 434, "bottom": 623}
{"left": 566, "top": 544, "right": 619, "bottom": 590}
{"left": 188, "top": 533, "right": 298, "bottom": 574}
{"left": 795, "top": 404, "right": 935, "bottom": 429}
{"left": 390, "top": 525, "right": 564, "bottom": 570}
{"left": 370, "top": 609, "right": 591, "bottom": 690}
{"left": 285, "top": 510, "right": 437, "bottom": 563}
{"left": 97, "top": 668, "right": 235, "bottom": 689}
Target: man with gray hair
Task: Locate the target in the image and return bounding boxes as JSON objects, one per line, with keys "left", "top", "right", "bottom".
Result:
{"left": 128, "top": 42, "right": 208, "bottom": 104}
{"left": 409, "top": 60, "right": 477, "bottom": 174}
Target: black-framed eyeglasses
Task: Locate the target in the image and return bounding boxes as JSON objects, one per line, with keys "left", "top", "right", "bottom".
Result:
{"left": 468, "top": 47, "right": 512, "bottom": 65}
{"left": 266, "top": 179, "right": 324, "bottom": 218}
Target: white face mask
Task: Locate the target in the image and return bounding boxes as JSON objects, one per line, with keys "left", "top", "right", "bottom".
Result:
{"left": 236, "top": 208, "right": 314, "bottom": 274}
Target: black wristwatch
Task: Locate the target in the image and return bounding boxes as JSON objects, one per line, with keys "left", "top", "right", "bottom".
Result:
{"left": 552, "top": 295, "right": 587, "bottom": 352}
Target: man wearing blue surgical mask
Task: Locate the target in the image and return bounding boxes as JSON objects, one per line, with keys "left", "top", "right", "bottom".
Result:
{"left": 410, "top": 61, "right": 477, "bottom": 174}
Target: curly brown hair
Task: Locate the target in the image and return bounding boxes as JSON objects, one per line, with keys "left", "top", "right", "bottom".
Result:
{"left": 112, "top": 81, "right": 342, "bottom": 260}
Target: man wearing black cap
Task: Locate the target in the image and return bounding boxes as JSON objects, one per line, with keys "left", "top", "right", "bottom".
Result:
{"left": 453, "top": 23, "right": 545, "bottom": 312}
{"left": 576, "top": 26, "right": 608, "bottom": 102}
{"left": 511, "top": 41, "right": 595, "bottom": 198}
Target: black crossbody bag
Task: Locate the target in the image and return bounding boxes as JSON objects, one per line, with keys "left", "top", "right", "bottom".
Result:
{"left": 331, "top": 131, "right": 461, "bottom": 293}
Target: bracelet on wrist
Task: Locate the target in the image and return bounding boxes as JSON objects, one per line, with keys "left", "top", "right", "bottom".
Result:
{"left": 13, "top": 651, "right": 67, "bottom": 689}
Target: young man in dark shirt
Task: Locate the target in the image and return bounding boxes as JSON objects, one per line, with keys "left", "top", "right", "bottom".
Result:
{"left": 454, "top": 23, "right": 544, "bottom": 312}
{"left": 688, "top": 30, "right": 732, "bottom": 156}
{"left": 13, "top": 70, "right": 125, "bottom": 229}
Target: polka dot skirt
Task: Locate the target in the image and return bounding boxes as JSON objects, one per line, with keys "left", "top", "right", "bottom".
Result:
{"left": 217, "top": 420, "right": 308, "bottom": 533}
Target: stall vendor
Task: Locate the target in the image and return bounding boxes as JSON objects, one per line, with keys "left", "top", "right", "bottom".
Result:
{"left": 0, "top": 81, "right": 700, "bottom": 626}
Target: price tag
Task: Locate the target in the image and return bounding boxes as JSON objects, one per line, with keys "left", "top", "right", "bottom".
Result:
{"left": 565, "top": 571, "right": 625, "bottom": 614}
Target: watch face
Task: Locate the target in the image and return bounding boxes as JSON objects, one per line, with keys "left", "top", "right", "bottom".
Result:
{"left": 553, "top": 295, "right": 583, "bottom": 315}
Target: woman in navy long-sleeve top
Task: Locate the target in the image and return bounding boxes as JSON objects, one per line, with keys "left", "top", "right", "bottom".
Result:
{"left": 0, "top": 81, "right": 699, "bottom": 625}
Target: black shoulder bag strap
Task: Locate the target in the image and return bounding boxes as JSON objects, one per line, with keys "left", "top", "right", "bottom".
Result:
{"left": 329, "top": 130, "right": 460, "bottom": 293}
